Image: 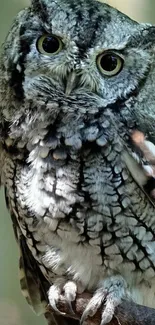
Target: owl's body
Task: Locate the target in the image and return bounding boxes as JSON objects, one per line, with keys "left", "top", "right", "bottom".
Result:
{"left": 1, "top": 0, "right": 155, "bottom": 323}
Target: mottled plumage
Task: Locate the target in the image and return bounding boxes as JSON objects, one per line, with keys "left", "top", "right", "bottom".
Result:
{"left": 1, "top": 0, "right": 155, "bottom": 324}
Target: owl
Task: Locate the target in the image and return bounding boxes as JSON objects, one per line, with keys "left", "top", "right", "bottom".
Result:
{"left": 1, "top": 0, "right": 155, "bottom": 324}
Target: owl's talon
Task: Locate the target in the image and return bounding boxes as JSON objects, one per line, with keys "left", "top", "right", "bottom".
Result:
{"left": 80, "top": 288, "right": 106, "bottom": 325}
{"left": 63, "top": 281, "right": 77, "bottom": 314}
{"left": 66, "top": 300, "right": 75, "bottom": 315}
{"left": 81, "top": 276, "right": 127, "bottom": 325}
{"left": 50, "top": 302, "right": 66, "bottom": 316}
{"left": 101, "top": 296, "right": 118, "bottom": 325}
{"left": 48, "top": 283, "right": 66, "bottom": 315}
{"left": 48, "top": 280, "right": 77, "bottom": 316}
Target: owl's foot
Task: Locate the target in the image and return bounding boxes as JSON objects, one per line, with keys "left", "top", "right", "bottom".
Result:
{"left": 81, "top": 276, "right": 127, "bottom": 325}
{"left": 48, "top": 279, "right": 77, "bottom": 315}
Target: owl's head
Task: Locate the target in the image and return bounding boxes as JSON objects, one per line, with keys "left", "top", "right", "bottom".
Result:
{"left": 0, "top": 0, "right": 155, "bottom": 144}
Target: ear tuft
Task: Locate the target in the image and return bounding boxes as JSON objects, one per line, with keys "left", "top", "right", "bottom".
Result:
{"left": 31, "top": 0, "right": 42, "bottom": 11}
{"left": 31, "top": 0, "right": 48, "bottom": 21}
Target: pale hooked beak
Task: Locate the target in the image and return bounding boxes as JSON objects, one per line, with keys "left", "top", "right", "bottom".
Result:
{"left": 65, "top": 71, "right": 78, "bottom": 95}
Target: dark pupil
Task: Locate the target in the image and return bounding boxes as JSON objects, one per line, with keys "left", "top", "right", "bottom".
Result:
{"left": 42, "top": 36, "right": 60, "bottom": 53}
{"left": 100, "top": 54, "right": 118, "bottom": 71}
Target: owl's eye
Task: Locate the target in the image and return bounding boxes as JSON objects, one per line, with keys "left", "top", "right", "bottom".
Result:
{"left": 37, "top": 34, "right": 63, "bottom": 56}
{"left": 97, "top": 51, "right": 123, "bottom": 76}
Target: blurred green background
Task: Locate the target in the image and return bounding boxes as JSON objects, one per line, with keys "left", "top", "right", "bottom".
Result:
{"left": 0, "top": 0, "right": 155, "bottom": 324}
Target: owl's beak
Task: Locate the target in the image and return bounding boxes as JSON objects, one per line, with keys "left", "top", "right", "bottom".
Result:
{"left": 65, "top": 71, "right": 77, "bottom": 95}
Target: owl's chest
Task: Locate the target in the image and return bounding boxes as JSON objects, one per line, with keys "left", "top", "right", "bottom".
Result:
{"left": 4, "top": 139, "right": 148, "bottom": 242}
{"left": 4, "top": 105, "right": 131, "bottom": 225}
{"left": 14, "top": 140, "right": 131, "bottom": 233}
{"left": 36, "top": 224, "right": 105, "bottom": 291}
{"left": 4, "top": 147, "right": 155, "bottom": 296}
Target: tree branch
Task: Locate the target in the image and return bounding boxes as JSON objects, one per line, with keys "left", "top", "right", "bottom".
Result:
{"left": 46, "top": 292, "right": 155, "bottom": 325}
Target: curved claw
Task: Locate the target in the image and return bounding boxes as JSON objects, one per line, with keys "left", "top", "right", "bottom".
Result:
{"left": 66, "top": 299, "right": 75, "bottom": 315}
{"left": 49, "top": 300, "right": 66, "bottom": 316}
{"left": 64, "top": 281, "right": 77, "bottom": 315}
{"left": 101, "top": 294, "right": 121, "bottom": 325}
{"left": 81, "top": 276, "right": 127, "bottom": 325}
{"left": 48, "top": 284, "right": 66, "bottom": 316}
{"left": 80, "top": 289, "right": 106, "bottom": 325}
{"left": 48, "top": 280, "right": 77, "bottom": 316}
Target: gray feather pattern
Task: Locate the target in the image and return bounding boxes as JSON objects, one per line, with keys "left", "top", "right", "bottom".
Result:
{"left": 1, "top": 0, "right": 155, "bottom": 323}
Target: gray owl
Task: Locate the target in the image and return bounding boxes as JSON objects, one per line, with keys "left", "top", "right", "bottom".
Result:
{"left": 1, "top": 0, "right": 155, "bottom": 324}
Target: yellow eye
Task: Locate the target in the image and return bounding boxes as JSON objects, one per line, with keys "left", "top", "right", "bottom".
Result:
{"left": 37, "top": 34, "right": 63, "bottom": 56}
{"left": 97, "top": 51, "right": 124, "bottom": 76}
